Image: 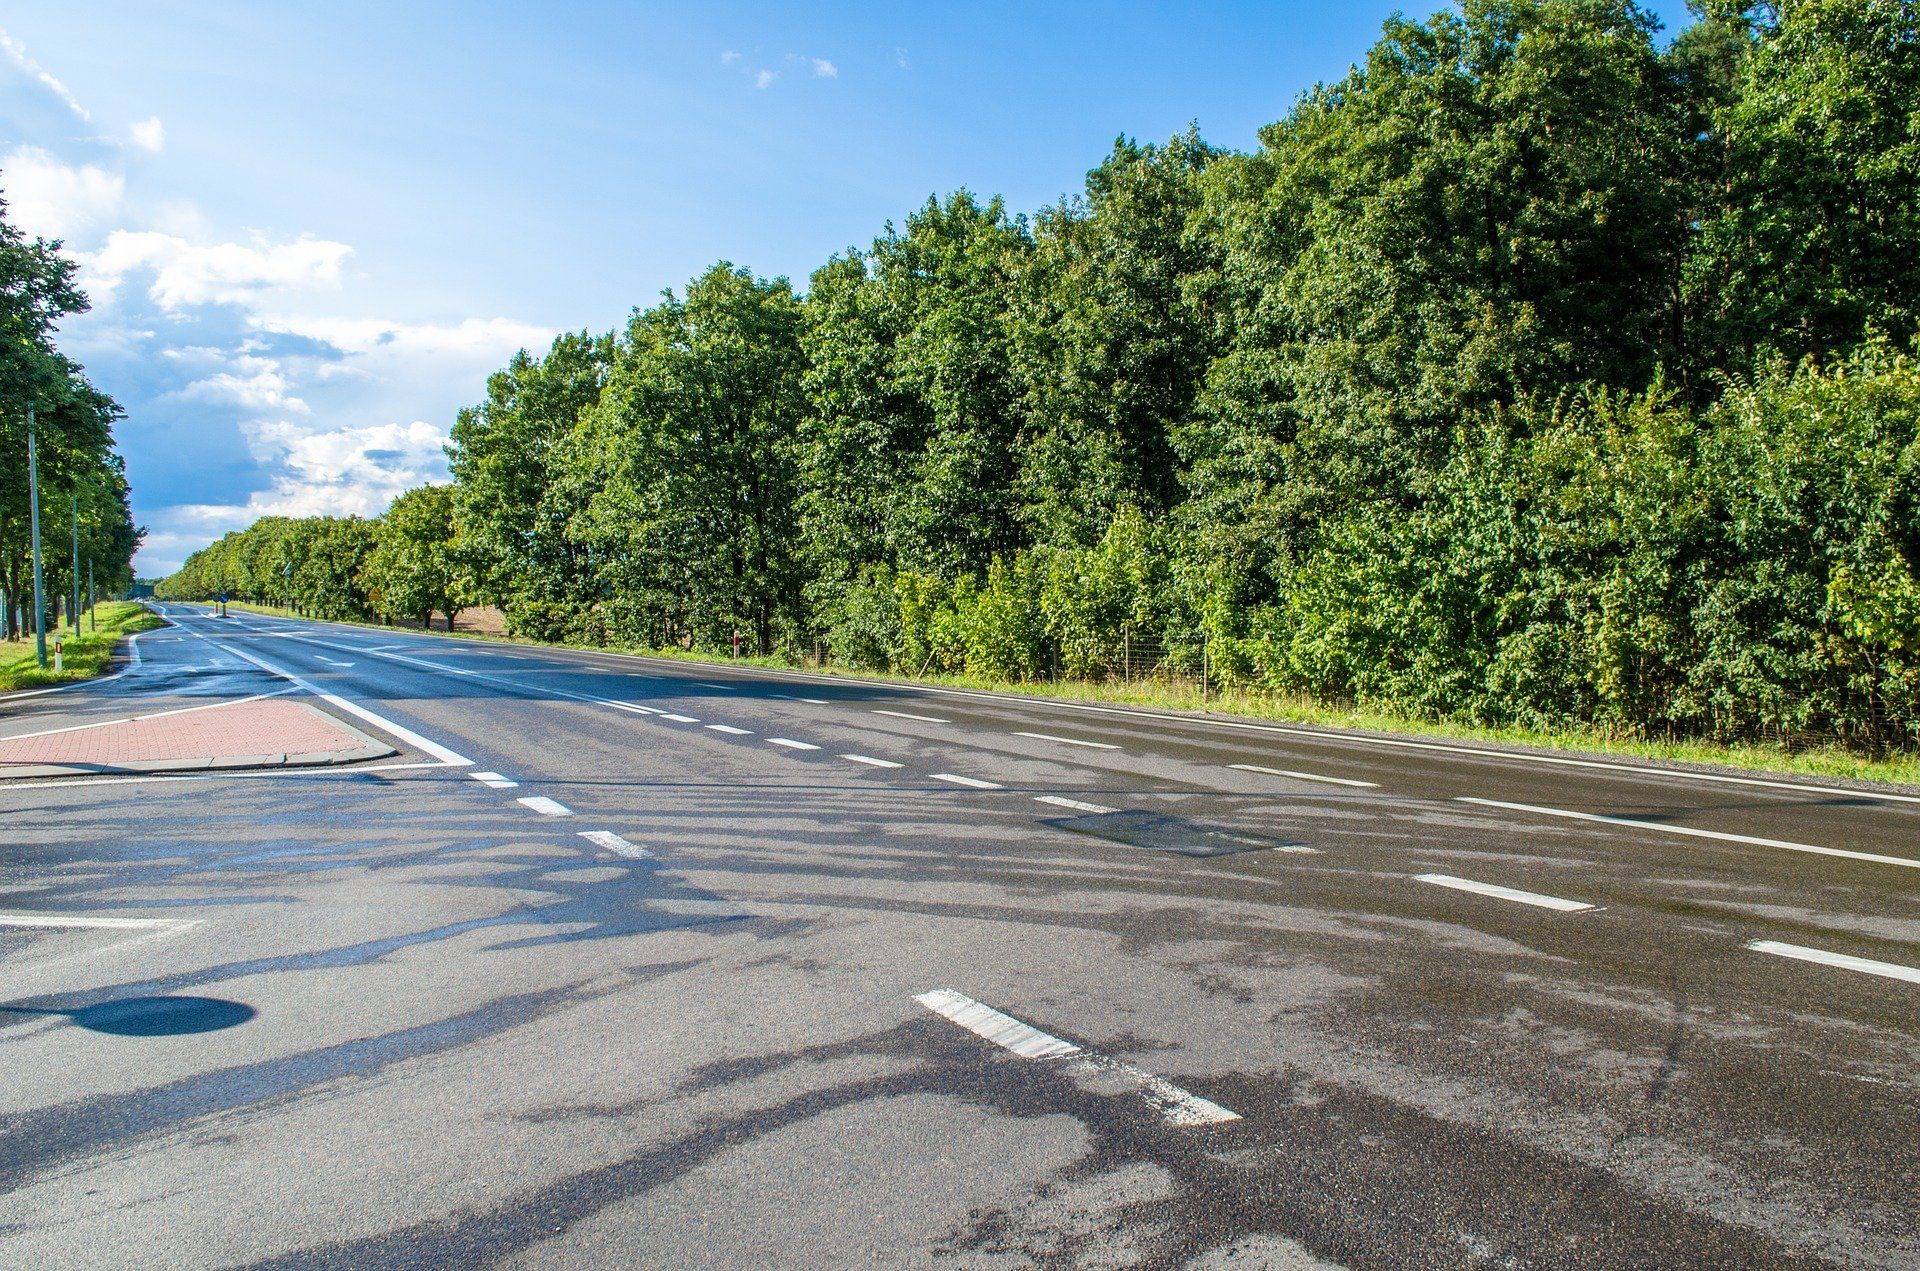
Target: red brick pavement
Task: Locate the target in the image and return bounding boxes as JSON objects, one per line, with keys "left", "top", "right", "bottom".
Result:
{"left": 0, "top": 698, "right": 374, "bottom": 769}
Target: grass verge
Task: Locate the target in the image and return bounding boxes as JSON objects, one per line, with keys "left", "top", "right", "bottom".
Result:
{"left": 208, "top": 599, "right": 1920, "bottom": 788}
{"left": 0, "top": 602, "right": 165, "bottom": 693}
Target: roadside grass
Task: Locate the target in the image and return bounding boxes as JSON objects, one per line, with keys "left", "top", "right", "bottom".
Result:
{"left": 0, "top": 602, "right": 164, "bottom": 693}
{"left": 208, "top": 599, "right": 1920, "bottom": 788}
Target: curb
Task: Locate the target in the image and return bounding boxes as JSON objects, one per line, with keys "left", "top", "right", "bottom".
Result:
{"left": 0, "top": 702, "right": 396, "bottom": 781}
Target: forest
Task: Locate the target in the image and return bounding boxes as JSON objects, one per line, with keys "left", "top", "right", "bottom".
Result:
{"left": 0, "top": 193, "right": 142, "bottom": 639}
{"left": 159, "top": 1, "right": 1920, "bottom": 752}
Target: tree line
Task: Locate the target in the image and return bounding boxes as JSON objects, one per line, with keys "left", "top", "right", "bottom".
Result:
{"left": 0, "top": 195, "right": 142, "bottom": 638}
{"left": 161, "top": 1, "right": 1920, "bottom": 751}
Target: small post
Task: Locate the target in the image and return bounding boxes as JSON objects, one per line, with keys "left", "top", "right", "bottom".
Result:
{"left": 28, "top": 407, "right": 47, "bottom": 669}
{"left": 53, "top": 635, "right": 63, "bottom": 673}
{"left": 88, "top": 561, "right": 95, "bottom": 631}
{"left": 1201, "top": 630, "right": 1210, "bottom": 703}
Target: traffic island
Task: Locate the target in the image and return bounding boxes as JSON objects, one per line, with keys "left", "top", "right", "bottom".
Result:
{"left": 0, "top": 697, "right": 394, "bottom": 779}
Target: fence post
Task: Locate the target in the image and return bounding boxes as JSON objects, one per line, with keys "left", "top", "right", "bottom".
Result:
{"left": 1123, "top": 622, "right": 1130, "bottom": 685}
{"left": 1201, "top": 631, "right": 1210, "bottom": 703}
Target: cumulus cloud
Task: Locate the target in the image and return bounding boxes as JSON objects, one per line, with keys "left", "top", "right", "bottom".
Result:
{"left": 128, "top": 116, "right": 165, "bottom": 153}
{"left": 811, "top": 58, "right": 837, "bottom": 78}
{"left": 84, "top": 229, "right": 353, "bottom": 309}
{"left": 0, "top": 28, "right": 90, "bottom": 121}
{"left": 250, "top": 313, "right": 554, "bottom": 359}
{"left": 240, "top": 418, "right": 453, "bottom": 518}
{"left": 720, "top": 49, "right": 741, "bottom": 64}
{"left": 754, "top": 69, "right": 776, "bottom": 89}
{"left": 172, "top": 354, "right": 310, "bottom": 415}
{"left": 1, "top": 145, "right": 125, "bottom": 241}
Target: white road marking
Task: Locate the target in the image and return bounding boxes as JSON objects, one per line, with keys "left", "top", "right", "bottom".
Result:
{"left": 579, "top": 829, "right": 654, "bottom": 859}
{"left": 0, "top": 689, "right": 295, "bottom": 741}
{"left": 659, "top": 714, "right": 700, "bottom": 724}
{"left": 842, "top": 754, "right": 903, "bottom": 768}
{"left": 470, "top": 772, "right": 518, "bottom": 789}
{"left": 317, "top": 656, "right": 354, "bottom": 667}
{"left": 932, "top": 773, "right": 1002, "bottom": 789}
{"left": 1747, "top": 940, "right": 1920, "bottom": 985}
{"left": 873, "top": 709, "right": 949, "bottom": 724}
{"left": 0, "top": 628, "right": 156, "bottom": 700}
{"left": 767, "top": 737, "right": 821, "bottom": 750}
{"left": 517, "top": 796, "right": 572, "bottom": 817}
{"left": 1455, "top": 797, "right": 1920, "bottom": 871}
{"left": 0, "top": 913, "right": 200, "bottom": 930}
{"left": 1014, "top": 731, "right": 1120, "bottom": 751}
{"left": 706, "top": 724, "right": 752, "bottom": 735}
{"left": 1415, "top": 873, "right": 1595, "bottom": 913}
{"left": 1229, "top": 763, "right": 1378, "bottom": 788}
{"left": 692, "top": 682, "right": 738, "bottom": 691}
{"left": 773, "top": 694, "right": 832, "bottom": 704}
{"left": 914, "top": 989, "right": 1240, "bottom": 1126}
{"left": 1035, "top": 794, "right": 1118, "bottom": 814}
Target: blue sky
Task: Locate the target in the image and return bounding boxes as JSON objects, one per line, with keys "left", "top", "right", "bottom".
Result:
{"left": 3, "top": 1, "right": 1699, "bottom": 574}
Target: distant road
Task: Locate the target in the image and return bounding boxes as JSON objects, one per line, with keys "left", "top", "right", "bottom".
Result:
{"left": 0, "top": 602, "right": 1913, "bottom": 1267}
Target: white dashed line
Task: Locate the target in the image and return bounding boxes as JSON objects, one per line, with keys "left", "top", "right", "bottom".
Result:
{"left": 774, "top": 694, "right": 831, "bottom": 704}
{"left": 1747, "top": 940, "right": 1920, "bottom": 985}
{"left": 706, "top": 724, "right": 752, "bottom": 735}
{"left": 932, "top": 773, "right": 1002, "bottom": 789}
{"left": 579, "top": 830, "right": 654, "bottom": 860}
{"left": 914, "top": 989, "right": 1240, "bottom": 1126}
{"left": 470, "top": 772, "right": 518, "bottom": 789}
{"left": 1014, "top": 731, "right": 1120, "bottom": 751}
{"left": 0, "top": 913, "right": 200, "bottom": 930}
{"left": 842, "top": 754, "right": 904, "bottom": 768}
{"left": 1035, "top": 795, "right": 1118, "bottom": 814}
{"left": 517, "top": 796, "right": 573, "bottom": 817}
{"left": 1229, "top": 763, "right": 1378, "bottom": 788}
{"left": 1455, "top": 797, "right": 1920, "bottom": 871}
{"left": 873, "top": 709, "right": 950, "bottom": 724}
{"left": 692, "top": 682, "right": 738, "bottom": 691}
{"left": 767, "top": 738, "right": 820, "bottom": 750}
{"left": 659, "top": 714, "right": 700, "bottom": 724}
{"left": 1415, "top": 873, "right": 1595, "bottom": 913}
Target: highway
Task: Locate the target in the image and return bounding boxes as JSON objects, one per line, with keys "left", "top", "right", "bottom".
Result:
{"left": 1, "top": 602, "right": 1915, "bottom": 1267}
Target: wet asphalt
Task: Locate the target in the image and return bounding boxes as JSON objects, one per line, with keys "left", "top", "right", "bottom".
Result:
{"left": 0, "top": 604, "right": 1914, "bottom": 1268}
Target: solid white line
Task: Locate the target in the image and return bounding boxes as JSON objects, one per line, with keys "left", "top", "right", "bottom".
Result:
{"left": 0, "top": 627, "right": 156, "bottom": 700}
{"left": 706, "top": 724, "right": 752, "bottom": 735}
{"left": 914, "top": 989, "right": 1240, "bottom": 1126}
{"left": 1747, "top": 940, "right": 1920, "bottom": 985}
{"left": 517, "top": 796, "right": 572, "bottom": 817}
{"left": 0, "top": 913, "right": 199, "bottom": 930}
{"left": 0, "top": 689, "right": 294, "bottom": 741}
{"left": 1035, "top": 794, "right": 1118, "bottom": 814}
{"left": 659, "top": 713, "right": 700, "bottom": 724}
{"left": 932, "top": 773, "right": 1001, "bottom": 789}
{"left": 579, "top": 829, "right": 654, "bottom": 860}
{"left": 842, "top": 754, "right": 903, "bottom": 768}
{"left": 1415, "top": 873, "right": 1595, "bottom": 913}
{"left": 767, "top": 737, "right": 820, "bottom": 750}
{"left": 470, "top": 771, "right": 518, "bottom": 789}
{"left": 873, "top": 709, "right": 949, "bottom": 724}
{"left": 1014, "top": 731, "right": 1120, "bottom": 751}
{"left": 1230, "top": 763, "right": 1378, "bottom": 788}
{"left": 692, "top": 682, "right": 738, "bottom": 691}
{"left": 317, "top": 656, "right": 354, "bottom": 667}
{"left": 1455, "top": 797, "right": 1920, "bottom": 870}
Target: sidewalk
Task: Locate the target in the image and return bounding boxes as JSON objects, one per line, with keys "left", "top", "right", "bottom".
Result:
{"left": 0, "top": 696, "right": 393, "bottom": 778}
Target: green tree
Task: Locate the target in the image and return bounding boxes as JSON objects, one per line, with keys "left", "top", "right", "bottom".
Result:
{"left": 364, "top": 484, "right": 471, "bottom": 630}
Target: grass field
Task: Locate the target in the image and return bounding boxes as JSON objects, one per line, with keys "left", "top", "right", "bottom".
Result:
{"left": 0, "top": 602, "right": 165, "bottom": 694}
{"left": 202, "top": 599, "right": 1920, "bottom": 788}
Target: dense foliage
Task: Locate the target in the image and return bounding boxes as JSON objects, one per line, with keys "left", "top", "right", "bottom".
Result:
{"left": 0, "top": 190, "right": 142, "bottom": 637}
{"left": 163, "top": 1, "right": 1920, "bottom": 750}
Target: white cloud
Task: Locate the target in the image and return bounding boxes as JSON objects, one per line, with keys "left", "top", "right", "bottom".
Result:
{"left": 173, "top": 354, "right": 310, "bottom": 415}
{"left": 895, "top": 48, "right": 910, "bottom": 69}
{"left": 1, "top": 145, "right": 125, "bottom": 241}
{"left": 0, "top": 28, "right": 90, "bottom": 121}
{"left": 754, "top": 69, "right": 776, "bottom": 89}
{"left": 245, "top": 418, "right": 452, "bottom": 518}
{"left": 84, "top": 229, "right": 353, "bottom": 309}
{"left": 250, "top": 313, "right": 553, "bottom": 359}
{"left": 720, "top": 49, "right": 741, "bottom": 64}
{"left": 811, "top": 58, "right": 837, "bottom": 78}
{"left": 129, "top": 116, "right": 165, "bottom": 153}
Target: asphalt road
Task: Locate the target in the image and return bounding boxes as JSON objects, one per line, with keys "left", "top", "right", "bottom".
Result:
{"left": 1, "top": 603, "right": 1915, "bottom": 1268}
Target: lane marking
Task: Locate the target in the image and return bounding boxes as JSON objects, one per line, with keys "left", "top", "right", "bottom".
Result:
{"left": 1035, "top": 794, "right": 1118, "bottom": 814}
{"left": 692, "top": 682, "right": 738, "bottom": 691}
{"left": 915, "top": 989, "right": 1240, "bottom": 1126}
{"left": 1014, "top": 731, "right": 1121, "bottom": 751}
{"left": 1230, "top": 763, "right": 1378, "bottom": 789}
{"left": 1415, "top": 873, "right": 1596, "bottom": 913}
{"left": 659, "top": 713, "right": 700, "bottom": 724}
{"left": 706, "top": 724, "right": 752, "bottom": 735}
{"left": 579, "top": 829, "right": 654, "bottom": 860}
{"left": 0, "top": 628, "right": 156, "bottom": 700}
{"left": 873, "top": 709, "right": 949, "bottom": 724}
{"left": 774, "top": 694, "right": 831, "bottom": 704}
{"left": 0, "top": 689, "right": 295, "bottom": 741}
{"left": 0, "top": 913, "right": 200, "bottom": 930}
{"left": 517, "top": 796, "right": 572, "bottom": 817}
{"left": 1455, "top": 797, "right": 1920, "bottom": 871}
{"left": 317, "top": 656, "right": 355, "bottom": 667}
{"left": 932, "top": 773, "right": 1001, "bottom": 789}
{"left": 1747, "top": 940, "right": 1920, "bottom": 985}
{"left": 470, "top": 771, "right": 518, "bottom": 789}
{"left": 842, "top": 754, "right": 903, "bottom": 768}
{"left": 767, "top": 737, "right": 820, "bottom": 750}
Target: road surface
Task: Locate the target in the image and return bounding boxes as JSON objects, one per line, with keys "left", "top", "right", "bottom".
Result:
{"left": 1, "top": 603, "right": 1915, "bottom": 1268}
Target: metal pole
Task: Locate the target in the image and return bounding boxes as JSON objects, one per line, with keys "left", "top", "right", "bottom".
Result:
{"left": 71, "top": 493, "right": 81, "bottom": 634}
{"left": 27, "top": 407, "right": 47, "bottom": 668}
{"left": 88, "top": 560, "right": 95, "bottom": 631}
